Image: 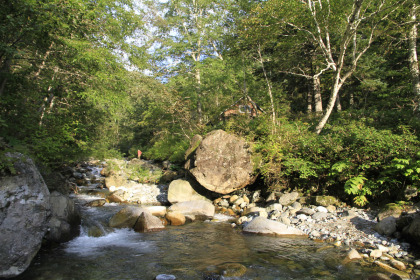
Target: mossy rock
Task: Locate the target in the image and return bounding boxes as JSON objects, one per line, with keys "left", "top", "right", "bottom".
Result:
{"left": 377, "top": 203, "right": 403, "bottom": 221}
{"left": 184, "top": 134, "right": 202, "bottom": 161}
{"left": 313, "top": 196, "right": 339, "bottom": 207}
{"left": 217, "top": 263, "right": 247, "bottom": 277}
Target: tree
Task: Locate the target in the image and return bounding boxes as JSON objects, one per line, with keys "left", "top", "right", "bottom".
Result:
{"left": 408, "top": 3, "right": 419, "bottom": 108}
{"left": 236, "top": 0, "right": 408, "bottom": 133}
{"left": 0, "top": 0, "right": 147, "bottom": 162}
{"left": 146, "top": 0, "right": 234, "bottom": 124}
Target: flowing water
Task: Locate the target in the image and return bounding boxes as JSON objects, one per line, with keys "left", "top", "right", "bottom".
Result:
{"left": 13, "top": 166, "right": 383, "bottom": 280}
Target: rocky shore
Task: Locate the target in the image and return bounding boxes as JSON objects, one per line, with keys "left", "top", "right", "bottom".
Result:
{"left": 1, "top": 153, "right": 420, "bottom": 279}
{"left": 81, "top": 158, "right": 420, "bottom": 280}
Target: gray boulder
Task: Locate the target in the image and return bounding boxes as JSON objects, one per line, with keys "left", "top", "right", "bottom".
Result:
{"left": 168, "top": 200, "right": 215, "bottom": 220}
{"left": 167, "top": 179, "right": 209, "bottom": 204}
{"left": 45, "top": 191, "right": 80, "bottom": 243}
{"left": 185, "top": 130, "right": 255, "bottom": 194}
{"left": 402, "top": 214, "right": 420, "bottom": 246}
{"left": 0, "top": 154, "right": 50, "bottom": 278}
{"left": 375, "top": 216, "right": 397, "bottom": 237}
{"left": 278, "top": 192, "right": 299, "bottom": 206}
{"left": 243, "top": 216, "right": 305, "bottom": 236}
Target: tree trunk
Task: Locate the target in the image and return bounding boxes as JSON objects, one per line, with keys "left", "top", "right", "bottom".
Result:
{"left": 315, "top": 72, "right": 343, "bottom": 134}
{"left": 257, "top": 44, "right": 276, "bottom": 125}
{"left": 195, "top": 67, "right": 203, "bottom": 123}
{"left": 408, "top": 3, "right": 420, "bottom": 108}
{"left": 314, "top": 0, "right": 364, "bottom": 134}
{"left": 349, "top": 91, "right": 355, "bottom": 107}
{"left": 307, "top": 82, "right": 313, "bottom": 113}
{"left": 336, "top": 94, "right": 342, "bottom": 112}
{"left": 0, "top": 58, "right": 11, "bottom": 97}
{"left": 313, "top": 75, "right": 322, "bottom": 113}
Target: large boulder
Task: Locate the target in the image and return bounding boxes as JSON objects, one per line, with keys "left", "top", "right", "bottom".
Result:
{"left": 185, "top": 130, "right": 255, "bottom": 194}
{"left": 167, "top": 179, "right": 209, "bottom": 203}
{"left": 45, "top": 191, "right": 80, "bottom": 243}
{"left": 168, "top": 200, "right": 215, "bottom": 220}
{"left": 0, "top": 154, "right": 51, "bottom": 278}
{"left": 109, "top": 206, "right": 147, "bottom": 228}
{"left": 374, "top": 216, "right": 397, "bottom": 237}
{"left": 243, "top": 216, "right": 305, "bottom": 236}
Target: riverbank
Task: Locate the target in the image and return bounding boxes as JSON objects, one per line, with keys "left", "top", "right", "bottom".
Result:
{"left": 64, "top": 158, "right": 420, "bottom": 280}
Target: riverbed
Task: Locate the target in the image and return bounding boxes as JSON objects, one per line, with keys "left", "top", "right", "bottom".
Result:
{"left": 15, "top": 220, "right": 382, "bottom": 280}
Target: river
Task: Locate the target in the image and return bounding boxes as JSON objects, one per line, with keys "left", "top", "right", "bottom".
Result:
{"left": 12, "top": 165, "right": 383, "bottom": 280}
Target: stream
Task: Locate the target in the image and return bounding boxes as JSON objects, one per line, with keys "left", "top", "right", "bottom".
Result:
{"left": 13, "top": 165, "right": 384, "bottom": 280}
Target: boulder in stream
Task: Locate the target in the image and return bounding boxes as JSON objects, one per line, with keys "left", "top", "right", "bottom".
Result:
{"left": 45, "top": 191, "right": 80, "bottom": 243}
{"left": 167, "top": 179, "right": 209, "bottom": 203}
{"left": 185, "top": 130, "right": 255, "bottom": 194}
{"left": 243, "top": 216, "right": 305, "bottom": 236}
{"left": 166, "top": 212, "right": 186, "bottom": 226}
{"left": 109, "top": 206, "right": 147, "bottom": 228}
{"left": 134, "top": 212, "right": 165, "bottom": 232}
{"left": 0, "top": 153, "right": 50, "bottom": 278}
{"left": 168, "top": 200, "right": 215, "bottom": 221}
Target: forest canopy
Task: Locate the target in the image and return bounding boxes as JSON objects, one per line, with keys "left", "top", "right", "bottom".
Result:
{"left": 1, "top": 0, "right": 419, "bottom": 206}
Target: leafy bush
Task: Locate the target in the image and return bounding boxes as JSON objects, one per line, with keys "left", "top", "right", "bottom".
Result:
{"left": 143, "top": 135, "right": 190, "bottom": 164}
{"left": 225, "top": 115, "right": 420, "bottom": 206}
{"left": 127, "top": 164, "right": 162, "bottom": 183}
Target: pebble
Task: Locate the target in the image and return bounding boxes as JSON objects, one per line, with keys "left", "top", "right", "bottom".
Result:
{"left": 155, "top": 274, "right": 176, "bottom": 280}
{"left": 370, "top": 249, "right": 383, "bottom": 259}
{"left": 390, "top": 259, "right": 406, "bottom": 270}
{"left": 316, "top": 206, "right": 328, "bottom": 213}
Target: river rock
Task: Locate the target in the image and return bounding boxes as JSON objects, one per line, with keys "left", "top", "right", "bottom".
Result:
{"left": 155, "top": 274, "right": 176, "bottom": 280}
{"left": 105, "top": 175, "right": 126, "bottom": 189}
{"left": 168, "top": 200, "right": 215, "bottom": 220}
{"left": 0, "top": 153, "right": 50, "bottom": 278}
{"left": 166, "top": 212, "right": 186, "bottom": 226}
{"left": 375, "top": 216, "right": 397, "bottom": 237}
{"left": 374, "top": 261, "right": 411, "bottom": 280}
{"left": 266, "top": 203, "right": 283, "bottom": 213}
{"left": 167, "top": 179, "right": 208, "bottom": 203}
{"left": 45, "top": 191, "right": 80, "bottom": 243}
{"left": 377, "top": 203, "right": 403, "bottom": 221}
{"left": 390, "top": 259, "right": 406, "bottom": 271}
{"left": 243, "top": 216, "right": 305, "bottom": 236}
{"left": 401, "top": 213, "right": 420, "bottom": 246}
{"left": 312, "top": 212, "right": 329, "bottom": 220}
{"left": 217, "top": 263, "right": 247, "bottom": 277}
{"left": 134, "top": 212, "right": 164, "bottom": 232}
{"left": 86, "top": 199, "right": 106, "bottom": 207}
{"left": 184, "top": 130, "right": 255, "bottom": 194}
{"left": 278, "top": 192, "right": 299, "bottom": 206}
{"left": 107, "top": 189, "right": 128, "bottom": 203}
{"left": 342, "top": 249, "right": 362, "bottom": 265}
{"left": 145, "top": 206, "right": 167, "bottom": 217}
{"left": 297, "top": 208, "right": 315, "bottom": 216}
{"left": 109, "top": 206, "right": 147, "bottom": 228}
{"left": 313, "top": 196, "right": 339, "bottom": 207}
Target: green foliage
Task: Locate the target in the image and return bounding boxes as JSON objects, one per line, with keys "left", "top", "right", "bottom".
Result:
{"left": 229, "top": 114, "right": 420, "bottom": 205}
{"left": 344, "top": 176, "right": 369, "bottom": 206}
{"left": 144, "top": 136, "right": 190, "bottom": 164}
{"left": 0, "top": 151, "right": 16, "bottom": 176}
{"left": 127, "top": 164, "right": 163, "bottom": 184}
